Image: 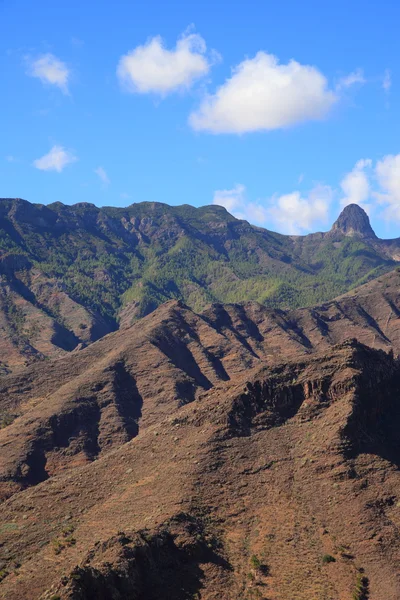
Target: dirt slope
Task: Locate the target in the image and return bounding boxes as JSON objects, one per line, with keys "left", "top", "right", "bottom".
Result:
{"left": 2, "top": 270, "right": 400, "bottom": 501}
{"left": 1, "top": 341, "right": 400, "bottom": 599}
{"left": 2, "top": 272, "right": 400, "bottom": 598}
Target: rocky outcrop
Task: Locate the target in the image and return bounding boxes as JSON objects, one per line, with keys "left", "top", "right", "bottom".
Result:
{"left": 40, "top": 514, "right": 230, "bottom": 600}
{"left": 330, "top": 203, "right": 377, "bottom": 238}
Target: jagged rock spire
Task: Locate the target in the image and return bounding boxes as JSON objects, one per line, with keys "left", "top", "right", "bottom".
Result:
{"left": 331, "top": 203, "right": 376, "bottom": 238}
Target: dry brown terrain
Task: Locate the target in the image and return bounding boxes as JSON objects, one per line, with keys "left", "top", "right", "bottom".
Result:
{"left": 1, "top": 270, "right": 400, "bottom": 598}
{"left": 0, "top": 265, "right": 113, "bottom": 373}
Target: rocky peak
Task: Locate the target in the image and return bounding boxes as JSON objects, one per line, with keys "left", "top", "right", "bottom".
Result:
{"left": 331, "top": 203, "right": 376, "bottom": 238}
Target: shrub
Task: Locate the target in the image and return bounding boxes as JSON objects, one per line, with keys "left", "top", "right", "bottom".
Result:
{"left": 249, "top": 554, "right": 269, "bottom": 576}
{"left": 0, "top": 412, "right": 16, "bottom": 429}
{"left": 0, "top": 569, "right": 8, "bottom": 582}
{"left": 322, "top": 554, "right": 336, "bottom": 564}
{"left": 61, "top": 524, "right": 75, "bottom": 536}
{"left": 352, "top": 572, "right": 369, "bottom": 600}
{"left": 52, "top": 539, "right": 65, "bottom": 555}
{"left": 64, "top": 535, "right": 76, "bottom": 546}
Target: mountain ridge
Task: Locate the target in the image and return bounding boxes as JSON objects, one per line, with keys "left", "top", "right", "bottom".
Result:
{"left": 0, "top": 196, "right": 398, "bottom": 371}
{"left": 2, "top": 267, "right": 400, "bottom": 500}
{"left": 1, "top": 242, "right": 400, "bottom": 597}
{"left": 0, "top": 196, "right": 393, "bottom": 238}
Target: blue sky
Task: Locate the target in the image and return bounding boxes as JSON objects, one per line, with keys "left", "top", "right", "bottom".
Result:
{"left": 1, "top": 0, "right": 400, "bottom": 237}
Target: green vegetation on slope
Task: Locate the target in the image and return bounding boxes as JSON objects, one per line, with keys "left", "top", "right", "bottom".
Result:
{"left": 0, "top": 198, "right": 395, "bottom": 326}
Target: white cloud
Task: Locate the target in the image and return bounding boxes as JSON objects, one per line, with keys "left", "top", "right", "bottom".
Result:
{"left": 336, "top": 68, "right": 365, "bottom": 90}
{"left": 383, "top": 69, "right": 392, "bottom": 93}
{"left": 71, "top": 37, "right": 84, "bottom": 48}
{"left": 27, "top": 53, "right": 70, "bottom": 94}
{"left": 33, "top": 145, "right": 77, "bottom": 172}
{"left": 94, "top": 166, "right": 110, "bottom": 185}
{"left": 267, "top": 185, "right": 333, "bottom": 234}
{"left": 189, "top": 51, "right": 337, "bottom": 133}
{"left": 375, "top": 154, "right": 400, "bottom": 219}
{"left": 213, "top": 153, "right": 400, "bottom": 231}
{"left": 117, "top": 30, "right": 214, "bottom": 95}
{"left": 120, "top": 192, "right": 131, "bottom": 200}
{"left": 340, "top": 159, "right": 372, "bottom": 210}
{"left": 338, "top": 154, "right": 400, "bottom": 222}
{"left": 5, "top": 155, "right": 16, "bottom": 162}
{"left": 212, "top": 184, "right": 246, "bottom": 214}
{"left": 213, "top": 184, "right": 269, "bottom": 223}
{"left": 213, "top": 183, "right": 332, "bottom": 234}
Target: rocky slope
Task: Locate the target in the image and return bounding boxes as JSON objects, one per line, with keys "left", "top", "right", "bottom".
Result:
{"left": 2, "top": 268, "right": 400, "bottom": 498}
{"left": 2, "top": 270, "right": 400, "bottom": 598}
{"left": 0, "top": 198, "right": 399, "bottom": 370}
{"left": 1, "top": 337, "right": 400, "bottom": 599}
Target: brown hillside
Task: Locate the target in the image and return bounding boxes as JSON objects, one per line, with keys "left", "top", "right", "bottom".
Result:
{"left": 1, "top": 340, "right": 400, "bottom": 599}
{"left": 2, "top": 272, "right": 400, "bottom": 598}
{"left": 2, "top": 270, "right": 400, "bottom": 502}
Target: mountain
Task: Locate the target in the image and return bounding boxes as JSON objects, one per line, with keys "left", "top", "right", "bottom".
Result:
{"left": 330, "top": 203, "right": 377, "bottom": 238}
{"left": 3, "top": 268, "right": 400, "bottom": 497}
{"left": 0, "top": 197, "right": 399, "bottom": 372}
{"left": 2, "top": 272, "right": 400, "bottom": 598}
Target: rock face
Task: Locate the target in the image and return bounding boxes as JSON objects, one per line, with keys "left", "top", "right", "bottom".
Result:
{"left": 331, "top": 203, "right": 377, "bottom": 238}
{"left": 2, "top": 273, "right": 400, "bottom": 598}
